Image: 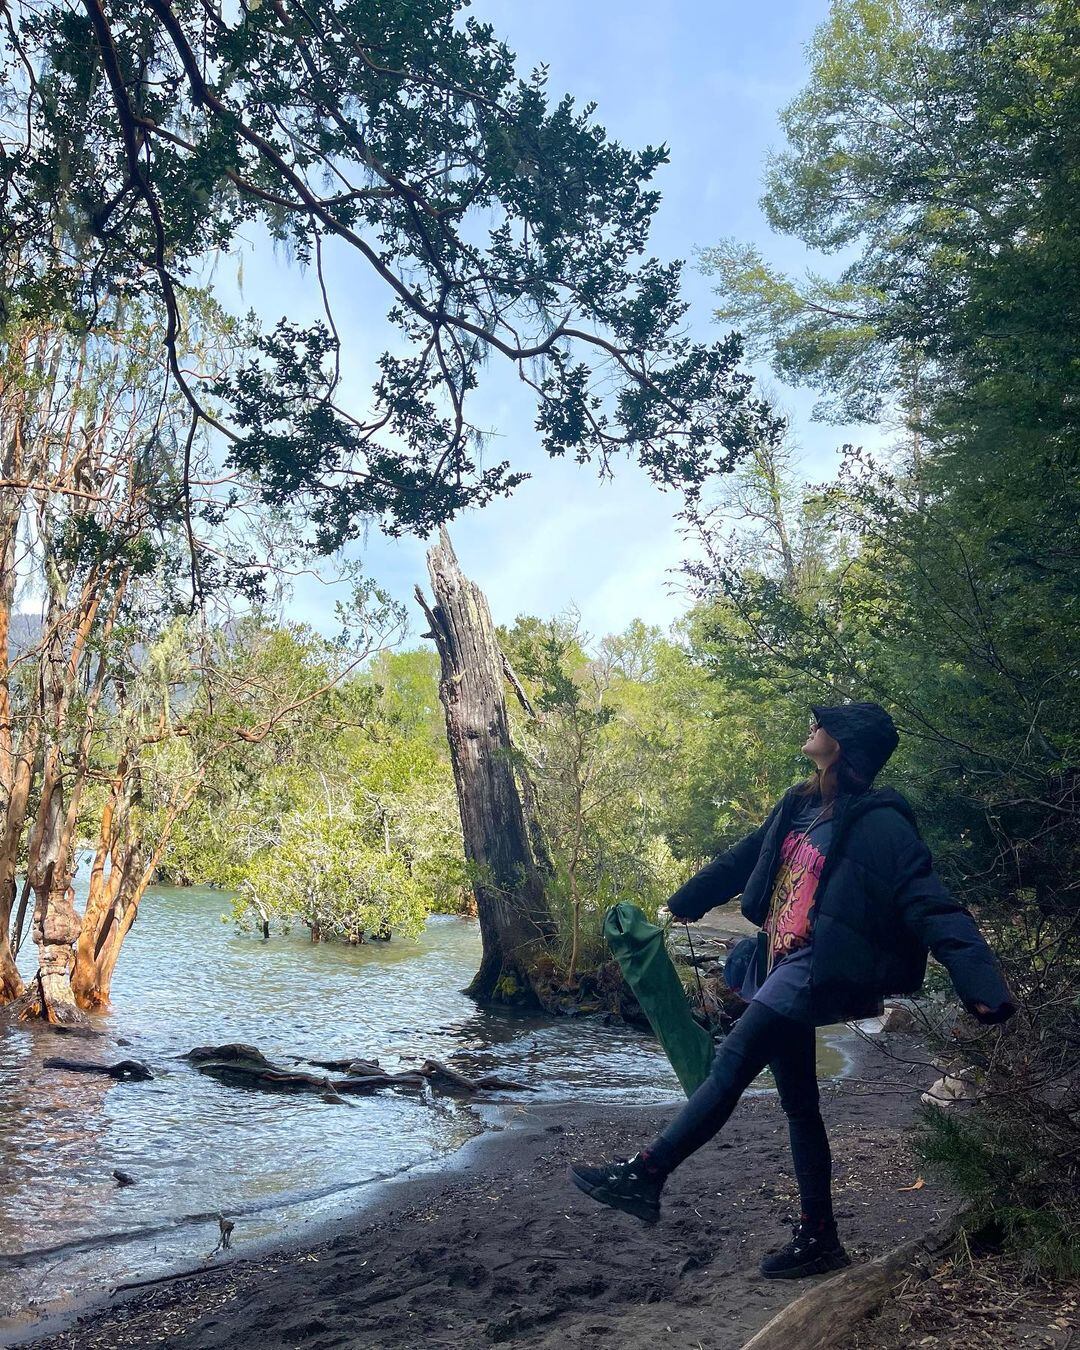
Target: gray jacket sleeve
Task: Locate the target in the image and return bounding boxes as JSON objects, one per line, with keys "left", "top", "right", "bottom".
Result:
{"left": 892, "top": 833, "right": 1015, "bottom": 1023}
{"left": 667, "top": 798, "right": 783, "bottom": 922}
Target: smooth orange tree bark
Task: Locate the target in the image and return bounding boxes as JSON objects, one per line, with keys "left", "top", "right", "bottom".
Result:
{"left": 3, "top": 302, "right": 405, "bottom": 1016}
{"left": 71, "top": 756, "right": 204, "bottom": 1009}
{"left": 0, "top": 308, "right": 217, "bottom": 1019}
{"left": 0, "top": 323, "right": 57, "bottom": 1000}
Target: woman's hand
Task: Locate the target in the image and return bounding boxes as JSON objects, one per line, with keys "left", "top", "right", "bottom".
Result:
{"left": 660, "top": 904, "right": 696, "bottom": 925}
{"left": 973, "top": 998, "right": 1017, "bottom": 1023}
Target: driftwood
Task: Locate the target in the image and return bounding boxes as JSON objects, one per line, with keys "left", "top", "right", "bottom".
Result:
{"left": 183, "top": 1045, "right": 417, "bottom": 1095}
{"left": 301, "top": 1052, "right": 532, "bottom": 1092}
{"left": 184, "top": 1044, "right": 528, "bottom": 1098}
{"left": 184, "top": 1044, "right": 340, "bottom": 1093}
{"left": 42, "top": 1056, "right": 153, "bottom": 1081}
{"left": 417, "top": 1059, "right": 533, "bottom": 1093}
{"left": 331, "top": 1071, "right": 427, "bottom": 1094}
{"left": 299, "top": 1055, "right": 384, "bottom": 1076}
{"left": 184, "top": 1042, "right": 266, "bottom": 1065}
{"left": 739, "top": 1212, "right": 963, "bottom": 1350}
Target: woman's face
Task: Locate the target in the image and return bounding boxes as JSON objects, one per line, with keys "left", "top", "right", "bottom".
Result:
{"left": 803, "top": 718, "right": 841, "bottom": 766}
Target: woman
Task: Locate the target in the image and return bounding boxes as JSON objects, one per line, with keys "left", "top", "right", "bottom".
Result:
{"left": 570, "top": 702, "right": 1015, "bottom": 1279}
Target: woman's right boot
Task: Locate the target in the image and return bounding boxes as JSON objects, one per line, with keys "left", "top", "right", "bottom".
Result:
{"left": 568, "top": 1154, "right": 664, "bottom": 1224}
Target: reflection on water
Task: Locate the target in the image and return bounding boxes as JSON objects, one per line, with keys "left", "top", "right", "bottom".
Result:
{"left": 0, "top": 869, "right": 850, "bottom": 1325}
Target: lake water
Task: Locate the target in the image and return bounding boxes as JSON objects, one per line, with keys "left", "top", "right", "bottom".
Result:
{"left": 0, "top": 874, "right": 851, "bottom": 1329}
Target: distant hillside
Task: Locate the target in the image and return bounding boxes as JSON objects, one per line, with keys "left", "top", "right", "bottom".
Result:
{"left": 7, "top": 612, "right": 42, "bottom": 661}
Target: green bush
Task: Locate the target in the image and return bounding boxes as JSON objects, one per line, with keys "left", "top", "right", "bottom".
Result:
{"left": 916, "top": 1101, "right": 1080, "bottom": 1280}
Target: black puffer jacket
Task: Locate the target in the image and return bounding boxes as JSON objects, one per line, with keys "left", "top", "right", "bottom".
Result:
{"left": 668, "top": 787, "right": 1014, "bottom": 1024}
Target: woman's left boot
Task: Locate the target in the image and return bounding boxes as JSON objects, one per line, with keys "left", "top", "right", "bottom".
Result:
{"left": 759, "top": 1217, "right": 850, "bottom": 1279}
{"left": 568, "top": 1154, "right": 664, "bottom": 1224}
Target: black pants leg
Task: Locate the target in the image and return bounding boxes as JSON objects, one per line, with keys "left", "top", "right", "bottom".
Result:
{"left": 646, "top": 1001, "right": 834, "bottom": 1224}
{"left": 769, "top": 1023, "right": 834, "bottom": 1226}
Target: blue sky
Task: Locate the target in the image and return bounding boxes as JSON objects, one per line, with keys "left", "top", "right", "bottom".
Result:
{"left": 231, "top": 0, "right": 874, "bottom": 646}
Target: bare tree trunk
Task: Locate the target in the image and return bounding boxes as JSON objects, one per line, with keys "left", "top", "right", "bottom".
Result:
{"left": 416, "top": 530, "right": 555, "bottom": 1004}
{"left": 22, "top": 575, "right": 106, "bottom": 1021}
{"left": 501, "top": 653, "right": 556, "bottom": 880}
{"left": 24, "top": 603, "right": 81, "bottom": 1022}
{"left": 757, "top": 439, "right": 797, "bottom": 587}
{"left": 0, "top": 330, "right": 46, "bottom": 1003}
{"left": 71, "top": 767, "right": 204, "bottom": 1008}
{"left": 0, "top": 718, "right": 36, "bottom": 1000}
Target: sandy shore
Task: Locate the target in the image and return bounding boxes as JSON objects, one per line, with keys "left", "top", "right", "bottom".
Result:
{"left": 12, "top": 1030, "right": 954, "bottom": 1350}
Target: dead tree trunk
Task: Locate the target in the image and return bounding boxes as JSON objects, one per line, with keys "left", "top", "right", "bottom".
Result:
{"left": 501, "top": 652, "right": 556, "bottom": 881}
{"left": 416, "top": 530, "right": 555, "bottom": 1004}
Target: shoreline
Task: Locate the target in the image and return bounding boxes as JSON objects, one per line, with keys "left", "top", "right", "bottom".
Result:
{"left": 12, "top": 1030, "right": 953, "bottom": 1350}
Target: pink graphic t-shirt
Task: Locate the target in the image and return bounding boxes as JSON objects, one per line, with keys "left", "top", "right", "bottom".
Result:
{"left": 767, "top": 827, "right": 828, "bottom": 962}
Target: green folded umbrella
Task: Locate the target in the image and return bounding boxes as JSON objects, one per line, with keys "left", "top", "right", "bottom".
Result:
{"left": 604, "top": 902, "right": 715, "bottom": 1097}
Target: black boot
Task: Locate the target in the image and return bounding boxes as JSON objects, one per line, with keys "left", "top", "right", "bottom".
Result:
{"left": 568, "top": 1154, "right": 664, "bottom": 1224}
{"left": 759, "top": 1218, "right": 850, "bottom": 1279}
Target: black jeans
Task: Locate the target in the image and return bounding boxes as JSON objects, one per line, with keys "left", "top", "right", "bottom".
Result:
{"left": 646, "top": 999, "right": 834, "bottom": 1225}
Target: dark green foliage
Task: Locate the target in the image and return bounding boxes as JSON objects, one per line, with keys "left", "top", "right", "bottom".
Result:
{"left": 916, "top": 1105, "right": 1080, "bottom": 1280}
{"left": 706, "top": 0, "right": 1080, "bottom": 431}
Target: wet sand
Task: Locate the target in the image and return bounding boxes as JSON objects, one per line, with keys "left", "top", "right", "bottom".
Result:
{"left": 15, "top": 1032, "right": 952, "bottom": 1350}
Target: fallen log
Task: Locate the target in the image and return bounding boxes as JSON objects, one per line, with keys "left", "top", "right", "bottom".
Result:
{"left": 184, "top": 1043, "right": 268, "bottom": 1066}
{"left": 418, "top": 1059, "right": 533, "bottom": 1093}
{"left": 42, "top": 1057, "right": 153, "bottom": 1081}
{"left": 190, "top": 1058, "right": 343, "bottom": 1094}
{"left": 183, "top": 1044, "right": 529, "bottom": 1098}
{"left": 185, "top": 1045, "right": 425, "bottom": 1096}
{"left": 299, "top": 1056, "right": 384, "bottom": 1076}
{"left": 184, "top": 1044, "right": 341, "bottom": 1093}
{"left": 329, "top": 1071, "right": 427, "bottom": 1094}
{"left": 739, "top": 1211, "right": 963, "bottom": 1350}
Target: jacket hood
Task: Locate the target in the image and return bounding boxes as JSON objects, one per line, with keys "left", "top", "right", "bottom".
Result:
{"left": 834, "top": 786, "right": 916, "bottom": 834}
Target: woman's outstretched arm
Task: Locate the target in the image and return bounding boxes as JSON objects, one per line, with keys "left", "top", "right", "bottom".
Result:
{"left": 892, "top": 832, "right": 1016, "bottom": 1023}
{"left": 667, "top": 796, "right": 786, "bottom": 923}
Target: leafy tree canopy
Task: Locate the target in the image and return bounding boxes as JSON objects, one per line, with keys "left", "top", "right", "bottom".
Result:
{"left": 2, "top": 0, "right": 783, "bottom": 547}
{"left": 702, "top": 0, "right": 1080, "bottom": 430}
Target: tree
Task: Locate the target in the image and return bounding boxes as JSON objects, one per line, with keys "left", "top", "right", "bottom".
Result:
{"left": 693, "top": 0, "right": 1080, "bottom": 1271}
{"left": 416, "top": 530, "right": 555, "bottom": 1003}
{"left": 500, "top": 615, "right": 680, "bottom": 984}
{"left": 2, "top": 0, "right": 782, "bottom": 551}
{"left": 703, "top": 0, "right": 1080, "bottom": 443}
{"left": 0, "top": 303, "right": 204, "bottom": 1017}
{"left": 0, "top": 295, "right": 406, "bottom": 1017}
{"left": 166, "top": 641, "right": 467, "bottom": 941}
{"left": 242, "top": 820, "right": 427, "bottom": 945}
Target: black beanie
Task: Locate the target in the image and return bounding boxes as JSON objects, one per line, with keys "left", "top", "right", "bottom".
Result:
{"left": 810, "top": 702, "right": 899, "bottom": 783}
